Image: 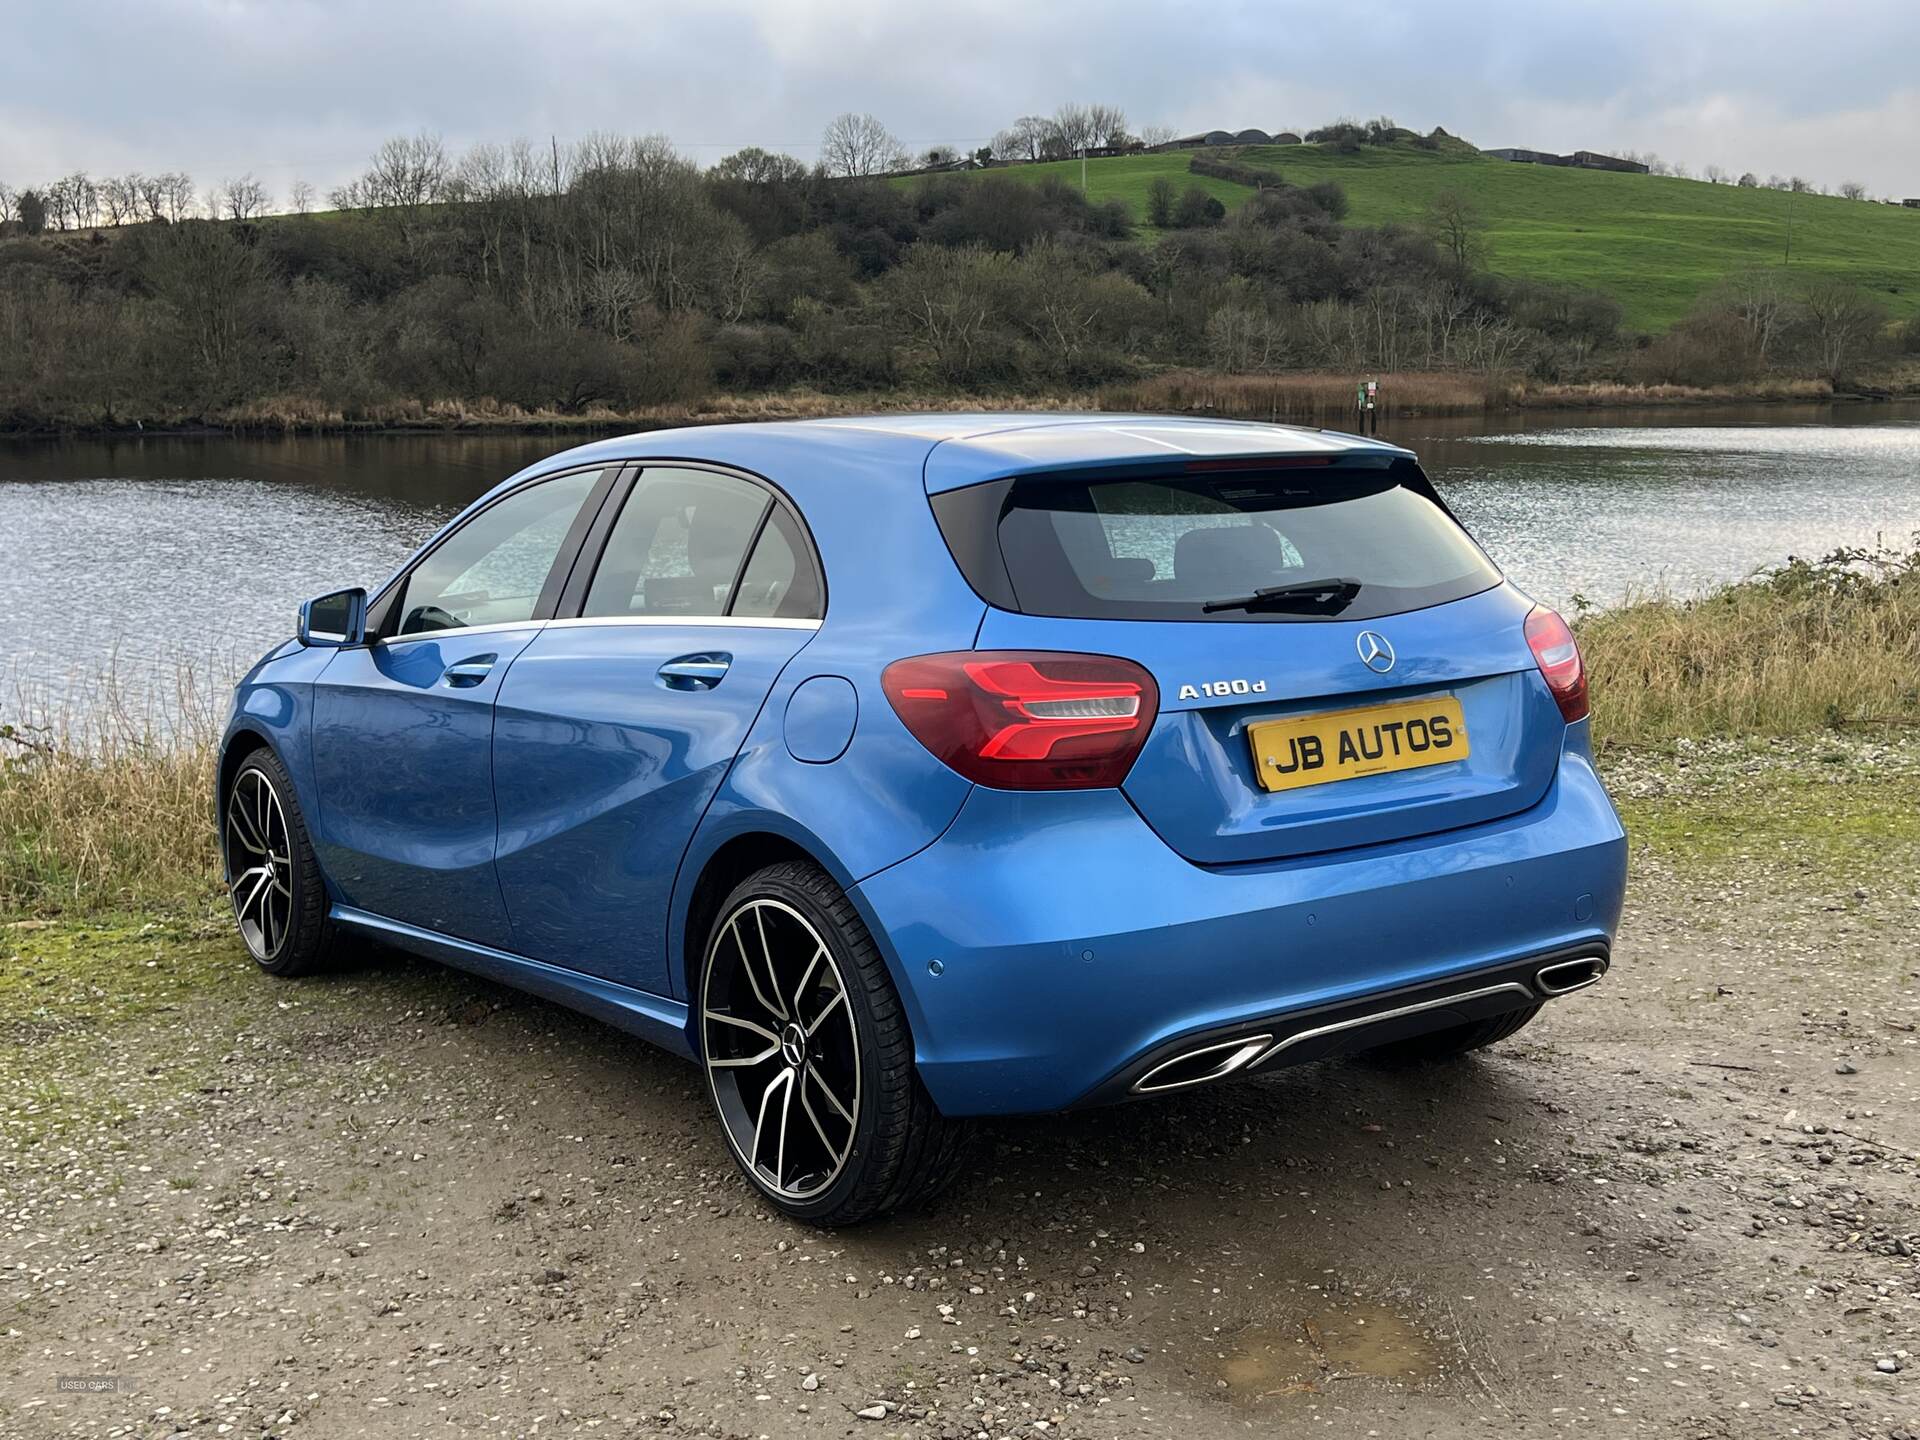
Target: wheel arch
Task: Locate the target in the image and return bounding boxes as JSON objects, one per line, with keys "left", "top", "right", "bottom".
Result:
{"left": 672, "top": 818, "right": 913, "bottom": 1046}
{"left": 215, "top": 727, "right": 276, "bottom": 850}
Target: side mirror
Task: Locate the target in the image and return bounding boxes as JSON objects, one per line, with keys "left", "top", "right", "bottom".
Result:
{"left": 297, "top": 587, "right": 367, "bottom": 647}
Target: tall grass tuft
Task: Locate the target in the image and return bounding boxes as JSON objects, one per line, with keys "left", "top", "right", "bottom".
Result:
{"left": 1577, "top": 538, "right": 1920, "bottom": 751}
{"left": 1, "top": 664, "right": 222, "bottom": 918}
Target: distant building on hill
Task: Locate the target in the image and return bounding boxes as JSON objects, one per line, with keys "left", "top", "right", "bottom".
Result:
{"left": 1232, "top": 128, "right": 1271, "bottom": 144}
{"left": 1568, "top": 150, "right": 1649, "bottom": 174}
{"left": 1487, "top": 146, "right": 1649, "bottom": 175}
{"left": 1904, "top": 198, "right": 1920, "bottom": 209}
{"left": 1271, "top": 132, "right": 1303, "bottom": 145}
{"left": 1202, "top": 130, "right": 1236, "bottom": 146}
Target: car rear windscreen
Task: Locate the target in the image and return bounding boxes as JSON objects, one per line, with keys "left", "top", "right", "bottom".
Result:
{"left": 931, "top": 458, "right": 1502, "bottom": 622}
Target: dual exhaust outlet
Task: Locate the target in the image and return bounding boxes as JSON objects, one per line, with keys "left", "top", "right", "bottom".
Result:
{"left": 1131, "top": 952, "right": 1608, "bottom": 1095}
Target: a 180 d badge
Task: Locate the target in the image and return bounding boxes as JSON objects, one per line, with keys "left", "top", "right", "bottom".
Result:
{"left": 1177, "top": 679, "right": 1269, "bottom": 701}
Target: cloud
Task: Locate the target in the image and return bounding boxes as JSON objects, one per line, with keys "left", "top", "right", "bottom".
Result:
{"left": 2, "top": 0, "right": 1915, "bottom": 198}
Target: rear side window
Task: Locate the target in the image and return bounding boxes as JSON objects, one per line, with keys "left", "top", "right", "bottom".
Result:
{"left": 582, "top": 466, "right": 823, "bottom": 621}
{"left": 932, "top": 459, "right": 1499, "bottom": 622}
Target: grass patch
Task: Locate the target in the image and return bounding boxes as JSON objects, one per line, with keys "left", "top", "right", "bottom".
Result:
{"left": 1576, "top": 540, "right": 1920, "bottom": 751}
{"left": 963, "top": 141, "right": 1920, "bottom": 331}
{"left": 1608, "top": 736, "right": 1920, "bottom": 886}
{"left": 0, "top": 915, "right": 250, "bottom": 1146}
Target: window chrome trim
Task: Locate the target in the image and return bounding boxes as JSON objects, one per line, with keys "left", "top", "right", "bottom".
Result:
{"left": 544, "top": 614, "right": 822, "bottom": 632}
{"left": 373, "top": 620, "right": 547, "bottom": 649}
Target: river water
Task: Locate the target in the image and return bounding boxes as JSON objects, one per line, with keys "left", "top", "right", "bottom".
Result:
{"left": 3, "top": 404, "right": 1918, "bottom": 714}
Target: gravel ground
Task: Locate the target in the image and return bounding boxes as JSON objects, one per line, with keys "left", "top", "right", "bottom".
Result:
{"left": 2, "top": 742, "right": 1916, "bottom": 1440}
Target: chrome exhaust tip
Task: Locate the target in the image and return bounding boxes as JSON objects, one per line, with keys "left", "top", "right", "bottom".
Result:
{"left": 1536, "top": 956, "right": 1607, "bottom": 996}
{"left": 1131, "top": 1033, "right": 1274, "bottom": 1095}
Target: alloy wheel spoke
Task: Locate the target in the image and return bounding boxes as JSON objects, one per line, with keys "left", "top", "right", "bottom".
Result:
{"left": 228, "top": 802, "right": 266, "bottom": 858}
{"left": 749, "top": 1065, "right": 794, "bottom": 1178}
{"left": 776, "top": 1066, "right": 795, "bottom": 1188}
{"left": 254, "top": 776, "right": 272, "bottom": 856}
{"left": 799, "top": 1078, "right": 840, "bottom": 1160}
{"left": 752, "top": 907, "right": 790, "bottom": 1020}
{"left": 790, "top": 944, "right": 826, "bottom": 1017}
{"left": 705, "top": 1008, "right": 779, "bottom": 1044}
{"left": 806, "top": 1059, "right": 854, "bottom": 1125}
{"left": 806, "top": 984, "right": 848, "bottom": 1038}
{"left": 236, "top": 866, "right": 273, "bottom": 923}
{"left": 707, "top": 1040, "right": 781, "bottom": 1070}
{"left": 732, "top": 916, "right": 788, "bottom": 1024}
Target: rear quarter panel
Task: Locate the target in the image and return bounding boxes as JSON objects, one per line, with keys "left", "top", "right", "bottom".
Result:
{"left": 656, "top": 428, "right": 989, "bottom": 998}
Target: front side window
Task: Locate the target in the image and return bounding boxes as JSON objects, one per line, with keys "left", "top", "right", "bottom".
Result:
{"left": 583, "top": 467, "right": 821, "bottom": 620}
{"left": 394, "top": 468, "right": 600, "bottom": 636}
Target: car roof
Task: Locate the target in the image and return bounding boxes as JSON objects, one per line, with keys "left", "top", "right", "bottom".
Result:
{"left": 517, "top": 413, "right": 1414, "bottom": 497}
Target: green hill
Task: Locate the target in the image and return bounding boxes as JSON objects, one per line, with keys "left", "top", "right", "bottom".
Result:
{"left": 961, "top": 142, "right": 1920, "bottom": 332}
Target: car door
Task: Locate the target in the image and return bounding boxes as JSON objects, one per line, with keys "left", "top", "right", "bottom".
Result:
{"left": 309, "top": 465, "right": 614, "bottom": 947}
{"left": 492, "top": 464, "right": 825, "bottom": 995}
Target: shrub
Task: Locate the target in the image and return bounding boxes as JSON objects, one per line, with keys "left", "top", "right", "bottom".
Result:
{"left": 1146, "top": 176, "right": 1176, "bottom": 228}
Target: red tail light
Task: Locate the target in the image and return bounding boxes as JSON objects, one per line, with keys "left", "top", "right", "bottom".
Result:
{"left": 1525, "top": 606, "right": 1589, "bottom": 723}
{"left": 882, "top": 651, "right": 1159, "bottom": 790}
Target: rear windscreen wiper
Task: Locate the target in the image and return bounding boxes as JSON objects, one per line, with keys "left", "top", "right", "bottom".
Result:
{"left": 1201, "top": 577, "right": 1363, "bottom": 615}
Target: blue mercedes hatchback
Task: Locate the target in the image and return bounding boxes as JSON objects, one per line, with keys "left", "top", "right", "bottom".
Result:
{"left": 218, "top": 416, "right": 1626, "bottom": 1223}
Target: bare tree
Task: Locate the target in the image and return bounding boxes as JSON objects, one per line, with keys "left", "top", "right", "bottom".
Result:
{"left": 1085, "top": 104, "right": 1129, "bottom": 149}
{"left": 1702, "top": 164, "right": 1728, "bottom": 184}
{"left": 920, "top": 145, "right": 957, "bottom": 168}
{"left": 1050, "top": 103, "right": 1097, "bottom": 155}
{"left": 47, "top": 173, "right": 99, "bottom": 230}
{"left": 1421, "top": 189, "right": 1485, "bottom": 276}
{"left": 819, "top": 113, "right": 907, "bottom": 177}
{"left": 290, "top": 179, "right": 315, "bottom": 214}
{"left": 1137, "top": 123, "right": 1177, "bottom": 148}
{"left": 219, "top": 174, "right": 271, "bottom": 220}
{"left": 1801, "top": 280, "right": 1888, "bottom": 381}
{"left": 994, "top": 116, "right": 1052, "bottom": 163}
{"left": 364, "top": 133, "right": 450, "bottom": 209}
{"left": 1713, "top": 268, "right": 1793, "bottom": 364}
{"left": 159, "top": 172, "right": 196, "bottom": 221}
{"left": 1737, "top": 172, "right": 1759, "bottom": 188}
{"left": 1838, "top": 180, "right": 1868, "bottom": 202}
{"left": 100, "top": 174, "right": 142, "bottom": 225}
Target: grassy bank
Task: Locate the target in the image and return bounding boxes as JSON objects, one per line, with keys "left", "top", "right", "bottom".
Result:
{"left": 2, "top": 545, "right": 1914, "bottom": 922}
{"left": 1578, "top": 541, "right": 1920, "bottom": 751}
{"left": 991, "top": 139, "right": 1920, "bottom": 332}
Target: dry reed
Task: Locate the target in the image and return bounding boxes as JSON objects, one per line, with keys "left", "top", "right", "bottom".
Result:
{"left": 1097, "top": 370, "right": 1494, "bottom": 422}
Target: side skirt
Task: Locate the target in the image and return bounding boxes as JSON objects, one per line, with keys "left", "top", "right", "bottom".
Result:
{"left": 331, "top": 905, "right": 696, "bottom": 1061}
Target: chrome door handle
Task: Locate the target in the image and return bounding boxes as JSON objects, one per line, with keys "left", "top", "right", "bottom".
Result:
{"left": 658, "top": 653, "right": 731, "bottom": 691}
{"left": 442, "top": 656, "right": 497, "bottom": 688}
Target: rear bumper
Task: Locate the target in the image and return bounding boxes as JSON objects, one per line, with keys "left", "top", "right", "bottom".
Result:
{"left": 851, "top": 730, "right": 1627, "bottom": 1117}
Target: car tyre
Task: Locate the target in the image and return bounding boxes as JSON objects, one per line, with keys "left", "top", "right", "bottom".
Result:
{"left": 1359, "top": 1003, "right": 1542, "bottom": 1065}
{"left": 223, "top": 747, "right": 339, "bottom": 977}
{"left": 699, "top": 859, "right": 972, "bottom": 1225}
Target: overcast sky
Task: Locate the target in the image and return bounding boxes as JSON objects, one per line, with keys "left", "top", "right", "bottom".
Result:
{"left": 5, "top": 0, "right": 1917, "bottom": 200}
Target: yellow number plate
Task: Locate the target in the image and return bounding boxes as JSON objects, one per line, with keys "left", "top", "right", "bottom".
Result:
{"left": 1248, "top": 696, "right": 1469, "bottom": 793}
